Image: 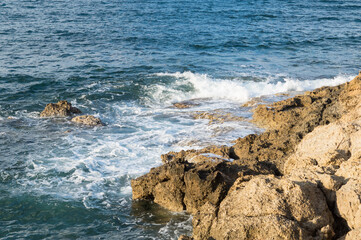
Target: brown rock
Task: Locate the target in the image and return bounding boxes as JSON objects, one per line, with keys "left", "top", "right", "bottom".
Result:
{"left": 336, "top": 179, "right": 361, "bottom": 230}
{"left": 173, "top": 101, "right": 200, "bottom": 109}
{"left": 198, "top": 175, "right": 334, "bottom": 240}
{"left": 71, "top": 115, "right": 104, "bottom": 126}
{"left": 133, "top": 72, "right": 361, "bottom": 239}
{"left": 40, "top": 100, "right": 81, "bottom": 117}
{"left": 131, "top": 159, "right": 277, "bottom": 214}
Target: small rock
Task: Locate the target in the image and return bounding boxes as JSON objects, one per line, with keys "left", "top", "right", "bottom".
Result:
{"left": 173, "top": 101, "right": 199, "bottom": 109}
{"left": 40, "top": 100, "right": 81, "bottom": 117}
{"left": 71, "top": 115, "right": 104, "bottom": 126}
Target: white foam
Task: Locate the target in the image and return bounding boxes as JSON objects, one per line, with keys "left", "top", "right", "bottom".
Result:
{"left": 153, "top": 71, "right": 354, "bottom": 104}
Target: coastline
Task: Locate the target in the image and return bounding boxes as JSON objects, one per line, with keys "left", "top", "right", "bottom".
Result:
{"left": 132, "top": 72, "right": 361, "bottom": 239}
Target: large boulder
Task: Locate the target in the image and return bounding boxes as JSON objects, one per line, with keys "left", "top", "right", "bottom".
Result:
{"left": 40, "top": 100, "right": 81, "bottom": 117}
{"left": 195, "top": 175, "right": 334, "bottom": 240}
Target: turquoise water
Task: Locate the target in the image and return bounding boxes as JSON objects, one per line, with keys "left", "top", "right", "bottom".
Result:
{"left": 0, "top": 0, "right": 360, "bottom": 239}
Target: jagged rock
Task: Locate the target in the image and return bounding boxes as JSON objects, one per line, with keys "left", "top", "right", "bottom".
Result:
{"left": 40, "top": 100, "right": 81, "bottom": 117}
{"left": 71, "top": 115, "right": 104, "bottom": 126}
{"left": 132, "top": 72, "right": 361, "bottom": 239}
{"left": 131, "top": 159, "right": 277, "bottom": 214}
{"left": 336, "top": 179, "right": 361, "bottom": 230}
{"left": 196, "top": 175, "right": 334, "bottom": 240}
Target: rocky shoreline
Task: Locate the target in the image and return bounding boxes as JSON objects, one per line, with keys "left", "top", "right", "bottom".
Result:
{"left": 131, "top": 72, "right": 361, "bottom": 240}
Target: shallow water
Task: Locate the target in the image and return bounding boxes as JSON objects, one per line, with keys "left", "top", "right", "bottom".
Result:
{"left": 0, "top": 0, "right": 360, "bottom": 239}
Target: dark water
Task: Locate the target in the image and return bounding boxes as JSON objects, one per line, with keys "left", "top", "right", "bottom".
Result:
{"left": 0, "top": 0, "right": 360, "bottom": 239}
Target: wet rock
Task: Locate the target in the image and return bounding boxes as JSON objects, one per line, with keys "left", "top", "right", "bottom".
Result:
{"left": 173, "top": 101, "right": 200, "bottom": 109}
{"left": 196, "top": 175, "right": 334, "bottom": 240}
{"left": 71, "top": 115, "right": 104, "bottom": 126}
{"left": 40, "top": 100, "right": 81, "bottom": 117}
{"left": 193, "top": 110, "right": 244, "bottom": 124}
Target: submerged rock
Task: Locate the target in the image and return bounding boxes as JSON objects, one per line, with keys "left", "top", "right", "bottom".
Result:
{"left": 71, "top": 115, "right": 104, "bottom": 126}
{"left": 40, "top": 100, "right": 81, "bottom": 117}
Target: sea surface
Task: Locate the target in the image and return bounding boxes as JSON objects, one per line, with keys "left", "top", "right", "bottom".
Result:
{"left": 0, "top": 0, "right": 360, "bottom": 239}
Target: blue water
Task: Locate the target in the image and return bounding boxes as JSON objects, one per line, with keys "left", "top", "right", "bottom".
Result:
{"left": 0, "top": 0, "right": 360, "bottom": 239}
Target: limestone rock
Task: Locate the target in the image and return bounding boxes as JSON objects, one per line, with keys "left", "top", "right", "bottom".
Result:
{"left": 40, "top": 100, "right": 81, "bottom": 117}
{"left": 287, "top": 167, "right": 344, "bottom": 209}
{"left": 71, "top": 115, "right": 104, "bottom": 126}
{"left": 199, "top": 175, "right": 334, "bottom": 240}
{"left": 131, "top": 159, "right": 277, "bottom": 214}
{"left": 336, "top": 179, "right": 361, "bottom": 230}
{"left": 283, "top": 121, "right": 351, "bottom": 175}
{"left": 336, "top": 152, "right": 361, "bottom": 183}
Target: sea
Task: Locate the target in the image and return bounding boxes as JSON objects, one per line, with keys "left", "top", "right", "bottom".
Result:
{"left": 0, "top": 0, "right": 360, "bottom": 239}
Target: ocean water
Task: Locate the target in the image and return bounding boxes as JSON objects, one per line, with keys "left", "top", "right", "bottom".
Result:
{"left": 0, "top": 0, "right": 360, "bottom": 239}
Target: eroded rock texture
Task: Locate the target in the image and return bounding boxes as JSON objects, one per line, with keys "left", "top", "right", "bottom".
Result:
{"left": 40, "top": 100, "right": 81, "bottom": 117}
{"left": 132, "top": 72, "right": 361, "bottom": 240}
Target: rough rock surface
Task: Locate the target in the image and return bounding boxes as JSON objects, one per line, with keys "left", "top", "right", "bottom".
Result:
{"left": 194, "top": 175, "right": 334, "bottom": 240}
{"left": 336, "top": 179, "right": 361, "bottom": 230}
{"left": 71, "top": 115, "right": 104, "bottom": 126}
{"left": 40, "top": 100, "right": 81, "bottom": 117}
{"left": 132, "top": 72, "right": 361, "bottom": 240}
{"left": 132, "top": 158, "right": 277, "bottom": 214}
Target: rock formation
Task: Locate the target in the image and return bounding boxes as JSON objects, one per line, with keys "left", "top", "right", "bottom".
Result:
{"left": 71, "top": 115, "right": 104, "bottom": 126}
{"left": 40, "top": 100, "right": 81, "bottom": 117}
{"left": 132, "top": 72, "right": 361, "bottom": 240}
{"left": 40, "top": 100, "right": 104, "bottom": 127}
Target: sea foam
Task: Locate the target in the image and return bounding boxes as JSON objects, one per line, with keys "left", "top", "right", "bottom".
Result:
{"left": 153, "top": 71, "right": 353, "bottom": 104}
